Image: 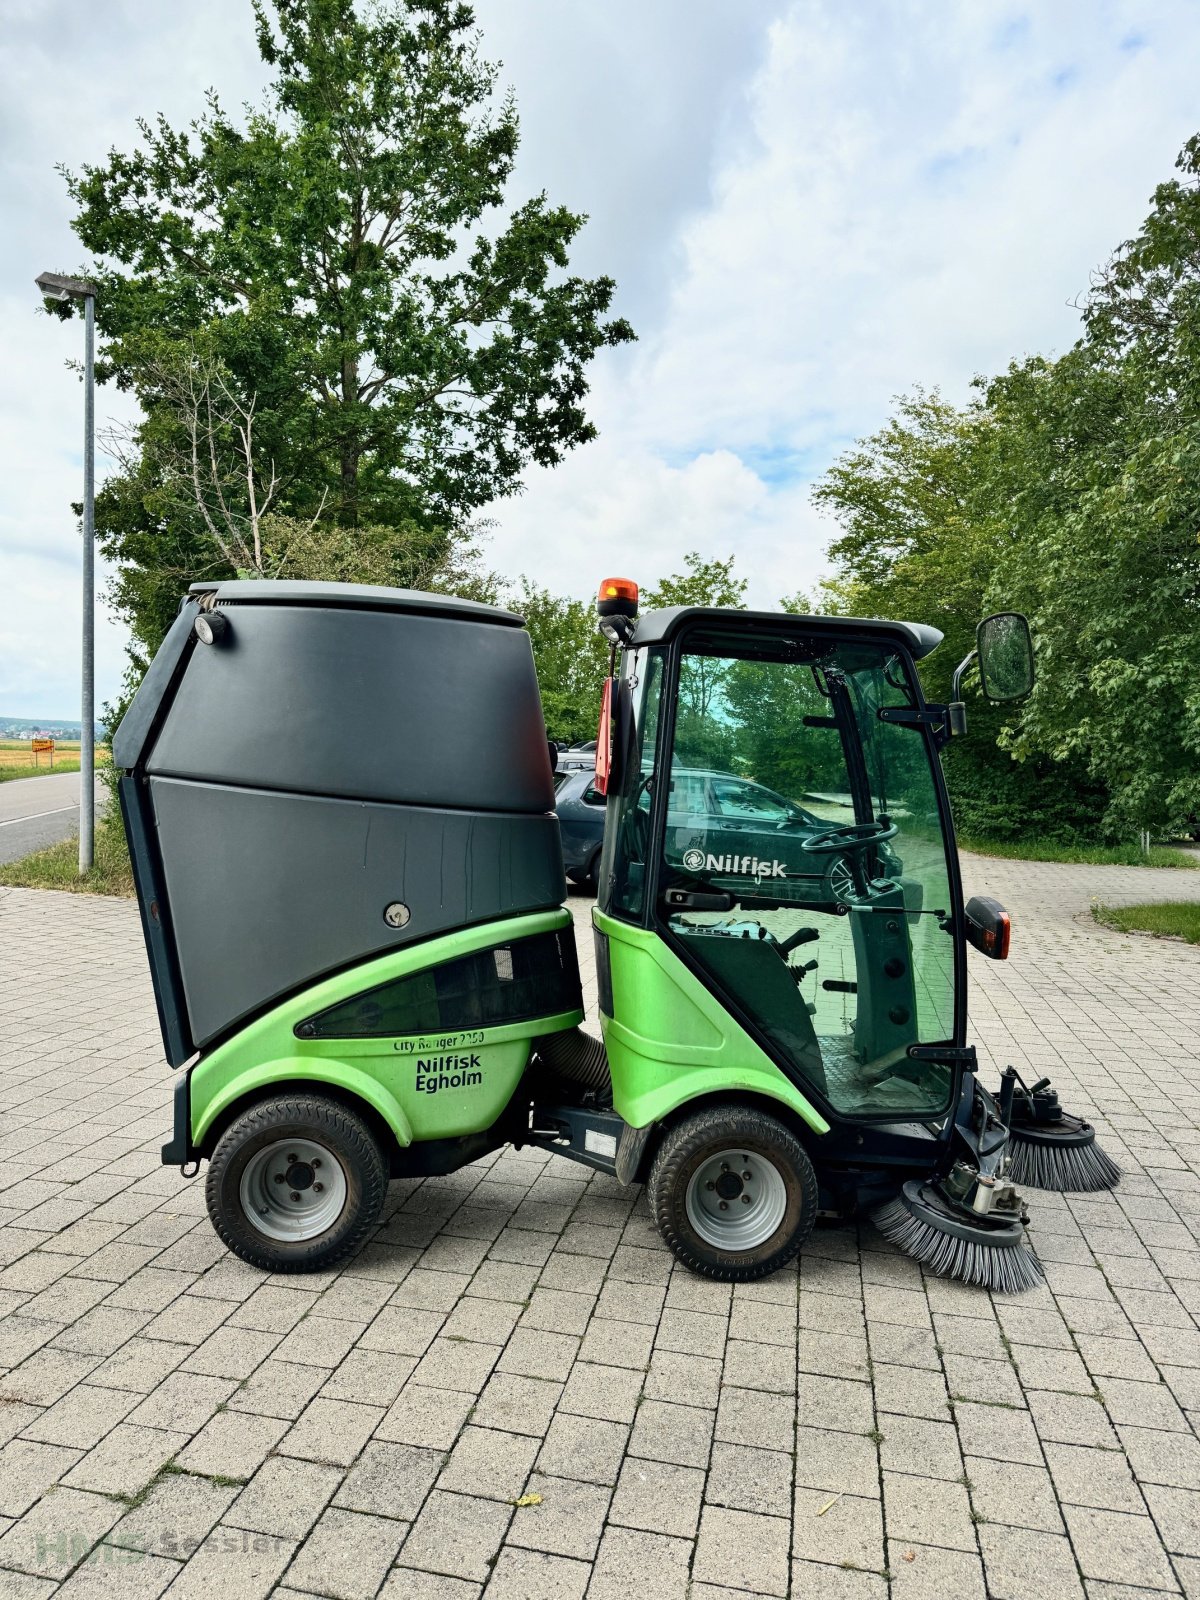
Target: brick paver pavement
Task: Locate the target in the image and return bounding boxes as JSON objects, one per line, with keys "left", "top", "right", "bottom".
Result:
{"left": 2, "top": 853, "right": 1200, "bottom": 1597}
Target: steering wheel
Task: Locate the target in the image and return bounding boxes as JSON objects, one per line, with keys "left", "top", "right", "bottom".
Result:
{"left": 800, "top": 818, "right": 897, "bottom": 856}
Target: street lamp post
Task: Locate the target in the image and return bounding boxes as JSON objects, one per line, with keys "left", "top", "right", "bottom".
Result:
{"left": 36, "top": 271, "right": 98, "bottom": 874}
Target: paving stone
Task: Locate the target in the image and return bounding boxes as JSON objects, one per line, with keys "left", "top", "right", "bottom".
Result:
{"left": 577, "top": 1317, "right": 654, "bottom": 1371}
{"left": 979, "top": 1524, "right": 1086, "bottom": 1600}
{"left": 504, "top": 1471, "right": 611, "bottom": 1558}
{"left": 379, "top": 1571, "right": 480, "bottom": 1600}
{"left": 877, "top": 1413, "right": 962, "bottom": 1482}
{"left": 396, "top": 1489, "right": 511, "bottom": 1582}
{"left": 706, "top": 1441, "right": 792, "bottom": 1515}
{"left": 376, "top": 1383, "right": 474, "bottom": 1448}
{"left": 1145, "top": 1482, "right": 1200, "bottom": 1556}
{"left": 1028, "top": 1390, "right": 1119, "bottom": 1449}
{"left": 1120, "top": 1424, "right": 1200, "bottom": 1489}
{"left": 1045, "top": 1443, "right": 1144, "bottom": 1512}
{"left": 694, "top": 1505, "right": 791, "bottom": 1597}
{"left": 558, "top": 1362, "right": 641, "bottom": 1425}
{"left": 883, "top": 1471, "right": 976, "bottom": 1551}
{"left": 20, "top": 1383, "right": 140, "bottom": 1448}
{"left": 795, "top": 1373, "right": 875, "bottom": 1433}
{"left": 951, "top": 1400, "right": 1044, "bottom": 1465}
{"left": 627, "top": 1399, "right": 713, "bottom": 1468}
{"left": 1063, "top": 1504, "right": 1178, "bottom": 1589}
{"left": 319, "top": 1348, "right": 416, "bottom": 1407}
{"left": 607, "top": 1456, "right": 703, "bottom": 1538}
{"left": 496, "top": 1329, "right": 579, "bottom": 1383}
{"left": 875, "top": 1360, "right": 953, "bottom": 1420}
{"left": 226, "top": 1359, "right": 327, "bottom": 1421}
{"left": 586, "top": 1526, "right": 692, "bottom": 1600}
{"left": 790, "top": 1558, "right": 888, "bottom": 1597}
{"left": 225, "top": 1456, "right": 343, "bottom": 1539}
{"left": 63, "top": 1423, "right": 188, "bottom": 1497}
{"left": 482, "top": 1547, "right": 589, "bottom": 1600}
{"left": 438, "top": 1427, "right": 539, "bottom": 1502}
{"left": 535, "top": 1414, "right": 627, "bottom": 1487}
{"left": 791, "top": 1487, "right": 885, "bottom": 1570}
{"left": 175, "top": 1409, "right": 288, "bottom": 1480}
{"left": 284, "top": 1506, "right": 408, "bottom": 1600}
{"left": 643, "top": 1350, "right": 723, "bottom": 1409}
{"left": 886, "top": 1540, "right": 986, "bottom": 1600}
{"left": 720, "top": 1339, "right": 794, "bottom": 1394}
{"left": 0, "top": 1439, "right": 83, "bottom": 1518}
{"left": 966, "top": 1455, "right": 1064, "bottom": 1531}
{"left": 126, "top": 1372, "right": 236, "bottom": 1433}
{"left": 411, "top": 1337, "right": 502, "bottom": 1395}
{"left": 277, "top": 1397, "right": 383, "bottom": 1467}
{"left": 155, "top": 1523, "right": 295, "bottom": 1598}
{"left": 37, "top": 1541, "right": 180, "bottom": 1598}
{"left": 107, "top": 1465, "right": 241, "bottom": 1555}
{"left": 0, "top": 1486, "right": 122, "bottom": 1579}
{"left": 794, "top": 1425, "right": 880, "bottom": 1498}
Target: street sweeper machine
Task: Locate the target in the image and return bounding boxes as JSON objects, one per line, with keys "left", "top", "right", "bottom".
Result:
{"left": 115, "top": 577, "right": 1119, "bottom": 1294}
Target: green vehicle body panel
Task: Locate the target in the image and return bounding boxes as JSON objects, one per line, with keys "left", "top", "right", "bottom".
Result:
{"left": 592, "top": 909, "right": 830, "bottom": 1136}
{"left": 188, "top": 909, "right": 583, "bottom": 1150}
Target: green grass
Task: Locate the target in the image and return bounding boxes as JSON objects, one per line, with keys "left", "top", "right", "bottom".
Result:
{"left": 961, "top": 835, "right": 1198, "bottom": 869}
{"left": 1093, "top": 901, "right": 1200, "bottom": 944}
{"left": 0, "top": 807, "right": 134, "bottom": 898}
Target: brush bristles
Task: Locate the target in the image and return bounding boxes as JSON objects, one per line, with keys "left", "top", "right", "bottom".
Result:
{"left": 872, "top": 1198, "right": 1045, "bottom": 1295}
{"left": 1007, "top": 1132, "right": 1122, "bottom": 1193}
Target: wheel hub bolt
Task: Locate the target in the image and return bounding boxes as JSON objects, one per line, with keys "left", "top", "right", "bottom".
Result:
{"left": 706, "top": 1181, "right": 715, "bottom": 1191}
{"left": 719, "top": 1200, "right": 729, "bottom": 1210}
{"left": 741, "top": 1194, "right": 751, "bottom": 1204}
{"left": 290, "top": 1192, "right": 301, "bottom": 1201}
{"left": 742, "top": 1170, "right": 752, "bottom": 1180}
{"left": 313, "top": 1182, "right": 324, "bottom": 1193}
{"left": 287, "top": 1154, "right": 297, "bottom": 1162}
{"left": 311, "top": 1158, "right": 321, "bottom": 1169}
{"left": 720, "top": 1163, "right": 729, "bottom": 1172}
{"left": 274, "top": 1174, "right": 285, "bottom": 1184}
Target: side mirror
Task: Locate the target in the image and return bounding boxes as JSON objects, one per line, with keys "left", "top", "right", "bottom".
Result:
{"left": 964, "top": 895, "right": 1011, "bottom": 960}
{"left": 976, "top": 612, "right": 1034, "bottom": 703}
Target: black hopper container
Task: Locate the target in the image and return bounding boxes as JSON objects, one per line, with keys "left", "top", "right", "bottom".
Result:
{"left": 114, "top": 581, "right": 565, "bottom": 1067}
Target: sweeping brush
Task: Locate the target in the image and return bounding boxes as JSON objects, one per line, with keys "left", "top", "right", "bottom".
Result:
{"left": 1005, "top": 1117, "right": 1122, "bottom": 1193}
{"left": 998, "top": 1069, "right": 1121, "bottom": 1193}
{"left": 873, "top": 1180, "right": 1045, "bottom": 1295}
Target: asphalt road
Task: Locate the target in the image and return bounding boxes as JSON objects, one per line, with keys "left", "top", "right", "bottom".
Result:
{"left": 0, "top": 770, "right": 108, "bottom": 864}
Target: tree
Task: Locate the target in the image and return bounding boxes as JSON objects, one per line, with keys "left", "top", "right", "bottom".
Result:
{"left": 59, "top": 0, "right": 633, "bottom": 669}
{"left": 513, "top": 581, "right": 609, "bottom": 744}
{"left": 641, "top": 552, "right": 748, "bottom": 771}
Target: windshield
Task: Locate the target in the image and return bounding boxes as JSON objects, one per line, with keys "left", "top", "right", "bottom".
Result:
{"left": 658, "top": 630, "right": 957, "bottom": 1120}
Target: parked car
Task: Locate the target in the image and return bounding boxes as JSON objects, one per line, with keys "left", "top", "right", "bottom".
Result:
{"left": 554, "top": 768, "right": 607, "bottom": 887}
{"left": 554, "top": 739, "right": 597, "bottom": 774}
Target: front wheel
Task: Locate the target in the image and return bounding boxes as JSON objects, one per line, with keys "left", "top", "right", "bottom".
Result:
{"left": 648, "top": 1104, "right": 818, "bottom": 1280}
{"left": 206, "top": 1092, "right": 388, "bottom": 1272}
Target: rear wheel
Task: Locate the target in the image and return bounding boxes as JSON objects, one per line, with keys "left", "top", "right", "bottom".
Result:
{"left": 648, "top": 1104, "right": 818, "bottom": 1280}
{"left": 206, "top": 1092, "right": 388, "bottom": 1272}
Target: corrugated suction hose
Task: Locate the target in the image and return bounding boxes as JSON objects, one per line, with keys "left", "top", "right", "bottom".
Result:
{"left": 533, "top": 1027, "right": 612, "bottom": 1095}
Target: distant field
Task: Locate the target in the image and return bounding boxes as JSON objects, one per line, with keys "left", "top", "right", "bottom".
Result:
{"left": 0, "top": 740, "right": 111, "bottom": 781}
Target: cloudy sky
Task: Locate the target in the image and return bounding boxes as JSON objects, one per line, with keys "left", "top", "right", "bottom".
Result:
{"left": 3, "top": 0, "right": 1200, "bottom": 718}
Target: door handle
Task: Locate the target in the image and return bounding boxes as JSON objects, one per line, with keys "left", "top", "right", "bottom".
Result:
{"left": 663, "top": 888, "right": 734, "bottom": 912}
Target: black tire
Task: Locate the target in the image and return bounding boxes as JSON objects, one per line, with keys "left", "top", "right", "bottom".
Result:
{"left": 648, "top": 1103, "right": 818, "bottom": 1280}
{"left": 206, "top": 1092, "right": 388, "bottom": 1272}
{"left": 583, "top": 848, "right": 602, "bottom": 891}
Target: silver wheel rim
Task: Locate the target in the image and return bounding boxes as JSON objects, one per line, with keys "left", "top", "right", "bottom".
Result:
{"left": 239, "top": 1137, "right": 348, "bottom": 1242}
{"left": 685, "top": 1149, "right": 788, "bottom": 1251}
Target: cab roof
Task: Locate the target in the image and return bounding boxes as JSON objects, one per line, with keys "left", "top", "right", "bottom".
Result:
{"left": 629, "top": 606, "right": 943, "bottom": 660}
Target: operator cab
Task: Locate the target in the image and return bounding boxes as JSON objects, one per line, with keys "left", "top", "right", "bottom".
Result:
{"left": 597, "top": 606, "right": 962, "bottom": 1124}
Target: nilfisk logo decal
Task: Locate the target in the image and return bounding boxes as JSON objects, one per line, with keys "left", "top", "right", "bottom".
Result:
{"left": 683, "top": 848, "right": 788, "bottom": 880}
{"left": 415, "top": 1053, "right": 483, "bottom": 1095}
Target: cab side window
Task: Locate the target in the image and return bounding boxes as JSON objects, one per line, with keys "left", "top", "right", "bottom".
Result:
{"left": 582, "top": 785, "right": 605, "bottom": 807}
